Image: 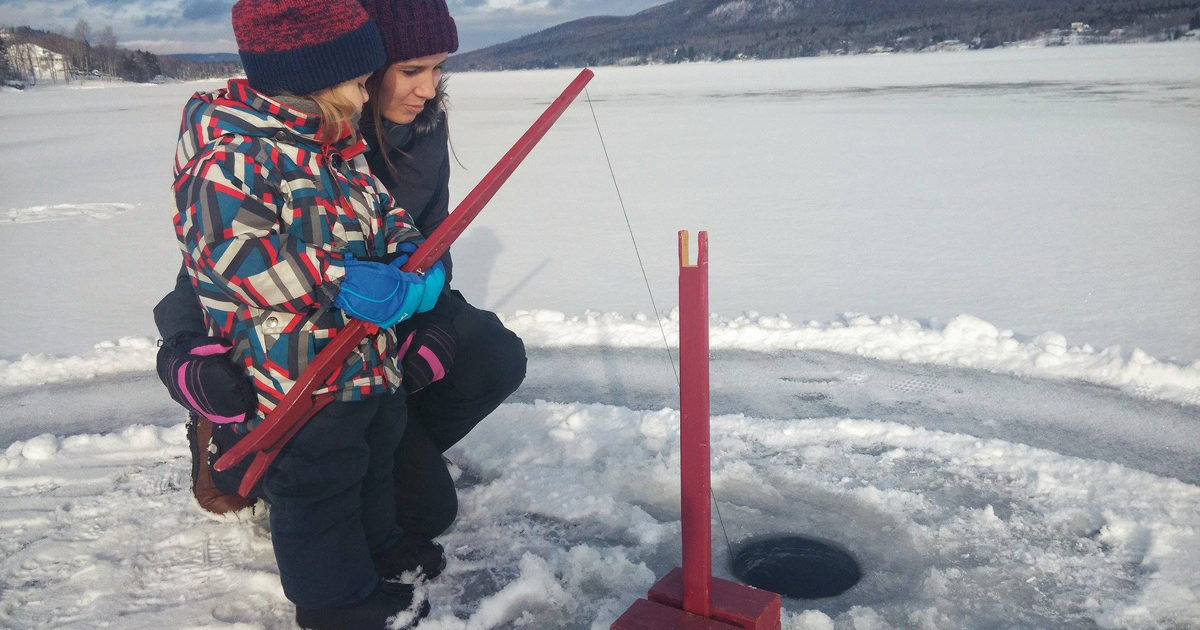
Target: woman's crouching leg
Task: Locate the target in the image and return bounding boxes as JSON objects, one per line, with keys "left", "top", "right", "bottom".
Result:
{"left": 393, "top": 421, "right": 457, "bottom": 539}
{"left": 407, "top": 290, "right": 527, "bottom": 452}
{"left": 261, "top": 394, "right": 407, "bottom": 609}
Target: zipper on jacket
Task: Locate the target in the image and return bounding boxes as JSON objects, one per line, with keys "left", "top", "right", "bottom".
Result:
{"left": 322, "top": 146, "right": 381, "bottom": 253}
{"left": 320, "top": 146, "right": 352, "bottom": 219}
{"left": 320, "top": 146, "right": 373, "bottom": 377}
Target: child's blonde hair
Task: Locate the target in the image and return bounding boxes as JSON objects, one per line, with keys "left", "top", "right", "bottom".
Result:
{"left": 310, "top": 84, "right": 361, "bottom": 145}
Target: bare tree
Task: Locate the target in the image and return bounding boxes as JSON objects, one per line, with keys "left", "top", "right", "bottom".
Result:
{"left": 96, "top": 26, "right": 117, "bottom": 75}
{"left": 73, "top": 18, "right": 91, "bottom": 73}
{"left": 97, "top": 26, "right": 116, "bottom": 48}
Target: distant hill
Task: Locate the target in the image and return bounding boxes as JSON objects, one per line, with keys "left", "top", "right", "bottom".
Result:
{"left": 166, "top": 53, "right": 241, "bottom": 63}
{"left": 448, "top": 0, "right": 1200, "bottom": 71}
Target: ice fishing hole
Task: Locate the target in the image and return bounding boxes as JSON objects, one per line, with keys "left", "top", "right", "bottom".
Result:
{"left": 731, "top": 536, "right": 861, "bottom": 599}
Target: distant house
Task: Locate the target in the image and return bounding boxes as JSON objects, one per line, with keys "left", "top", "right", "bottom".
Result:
{"left": 5, "top": 42, "right": 71, "bottom": 85}
{"left": 1071, "top": 22, "right": 1092, "bottom": 33}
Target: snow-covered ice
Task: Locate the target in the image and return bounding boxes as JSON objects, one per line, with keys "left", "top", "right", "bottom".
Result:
{"left": 2, "top": 395, "right": 1198, "bottom": 628}
{"left": 2, "top": 332, "right": 1198, "bottom": 627}
{"left": 0, "top": 43, "right": 1197, "bottom": 360}
{"left": 1, "top": 42, "right": 1198, "bottom": 630}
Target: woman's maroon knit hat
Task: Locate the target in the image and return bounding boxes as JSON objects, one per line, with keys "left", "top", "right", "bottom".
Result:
{"left": 232, "top": 0, "right": 386, "bottom": 95}
{"left": 357, "top": 0, "right": 459, "bottom": 63}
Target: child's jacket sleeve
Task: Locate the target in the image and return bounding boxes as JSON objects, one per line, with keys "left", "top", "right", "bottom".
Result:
{"left": 175, "top": 150, "right": 346, "bottom": 314}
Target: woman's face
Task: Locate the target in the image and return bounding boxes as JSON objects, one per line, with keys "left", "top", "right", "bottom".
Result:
{"left": 376, "top": 53, "right": 449, "bottom": 124}
{"left": 330, "top": 73, "right": 373, "bottom": 113}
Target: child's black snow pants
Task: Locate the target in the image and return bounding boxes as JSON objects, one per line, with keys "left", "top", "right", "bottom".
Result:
{"left": 260, "top": 391, "right": 408, "bottom": 609}
{"left": 209, "top": 289, "right": 525, "bottom": 544}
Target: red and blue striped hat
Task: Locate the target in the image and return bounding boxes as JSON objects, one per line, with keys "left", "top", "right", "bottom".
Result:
{"left": 232, "top": 0, "right": 387, "bottom": 96}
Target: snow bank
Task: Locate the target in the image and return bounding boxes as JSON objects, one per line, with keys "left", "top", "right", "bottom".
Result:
{"left": 3, "top": 202, "right": 136, "bottom": 225}
{"left": 501, "top": 310, "right": 1200, "bottom": 407}
{"left": 0, "top": 336, "right": 158, "bottom": 387}
{"left": 0, "top": 423, "right": 183, "bottom": 472}
{"left": 4, "top": 311, "right": 1199, "bottom": 408}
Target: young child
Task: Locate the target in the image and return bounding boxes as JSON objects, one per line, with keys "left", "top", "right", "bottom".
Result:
{"left": 171, "top": 0, "right": 444, "bottom": 627}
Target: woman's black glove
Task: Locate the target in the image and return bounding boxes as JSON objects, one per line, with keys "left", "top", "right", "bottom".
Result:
{"left": 396, "top": 315, "right": 457, "bottom": 394}
{"left": 155, "top": 334, "right": 256, "bottom": 424}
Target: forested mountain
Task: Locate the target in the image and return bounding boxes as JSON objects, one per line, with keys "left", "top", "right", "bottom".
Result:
{"left": 447, "top": 0, "right": 1200, "bottom": 70}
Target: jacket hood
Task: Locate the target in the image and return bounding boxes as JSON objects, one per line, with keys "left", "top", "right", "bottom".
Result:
{"left": 411, "top": 75, "right": 448, "bottom": 137}
{"left": 174, "top": 79, "right": 366, "bottom": 176}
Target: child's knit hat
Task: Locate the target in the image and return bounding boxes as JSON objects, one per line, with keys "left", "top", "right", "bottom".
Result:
{"left": 232, "top": 0, "right": 387, "bottom": 95}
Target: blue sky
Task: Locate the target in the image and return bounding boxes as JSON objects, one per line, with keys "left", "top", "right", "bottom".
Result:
{"left": 0, "top": 0, "right": 666, "bottom": 55}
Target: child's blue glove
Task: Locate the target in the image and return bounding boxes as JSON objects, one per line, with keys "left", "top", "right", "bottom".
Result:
{"left": 417, "top": 260, "right": 445, "bottom": 314}
{"left": 387, "top": 241, "right": 443, "bottom": 314}
{"left": 333, "top": 254, "right": 426, "bottom": 328}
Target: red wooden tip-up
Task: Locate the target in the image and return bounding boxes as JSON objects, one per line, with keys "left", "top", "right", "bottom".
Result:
{"left": 611, "top": 232, "right": 781, "bottom": 630}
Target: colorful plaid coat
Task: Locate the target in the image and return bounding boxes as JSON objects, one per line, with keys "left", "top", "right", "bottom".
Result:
{"left": 172, "top": 79, "right": 421, "bottom": 424}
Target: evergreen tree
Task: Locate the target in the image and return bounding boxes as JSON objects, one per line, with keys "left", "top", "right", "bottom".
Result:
{"left": 0, "top": 37, "right": 16, "bottom": 83}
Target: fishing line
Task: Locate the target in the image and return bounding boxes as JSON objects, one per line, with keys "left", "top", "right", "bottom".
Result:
{"left": 583, "top": 85, "right": 736, "bottom": 563}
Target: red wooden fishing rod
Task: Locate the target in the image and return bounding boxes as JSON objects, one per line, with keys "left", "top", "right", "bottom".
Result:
{"left": 216, "top": 68, "right": 595, "bottom": 496}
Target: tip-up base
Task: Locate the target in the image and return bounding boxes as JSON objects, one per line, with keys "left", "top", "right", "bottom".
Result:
{"left": 612, "top": 568, "right": 782, "bottom": 630}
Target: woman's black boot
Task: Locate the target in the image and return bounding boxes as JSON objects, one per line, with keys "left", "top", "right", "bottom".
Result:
{"left": 295, "top": 580, "right": 429, "bottom": 630}
{"left": 375, "top": 534, "right": 447, "bottom": 581}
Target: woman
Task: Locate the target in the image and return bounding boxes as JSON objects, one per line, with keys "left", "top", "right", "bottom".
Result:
{"left": 155, "top": 0, "right": 527, "bottom": 597}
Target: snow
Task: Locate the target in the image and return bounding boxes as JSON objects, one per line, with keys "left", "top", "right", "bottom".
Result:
{"left": 500, "top": 310, "right": 1200, "bottom": 407}
{"left": 0, "top": 42, "right": 1198, "bottom": 629}
{"left": 1, "top": 42, "right": 1198, "bottom": 361}
{"left": 2, "top": 401, "right": 1198, "bottom": 628}
{"left": 0, "top": 336, "right": 158, "bottom": 387}
{"left": 3, "top": 202, "right": 136, "bottom": 225}
{"left": 5, "top": 310, "right": 1199, "bottom": 407}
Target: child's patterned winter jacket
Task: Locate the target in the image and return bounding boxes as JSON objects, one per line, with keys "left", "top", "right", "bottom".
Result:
{"left": 172, "top": 79, "right": 421, "bottom": 425}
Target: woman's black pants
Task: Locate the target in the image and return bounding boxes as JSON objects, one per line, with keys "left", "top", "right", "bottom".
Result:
{"left": 392, "top": 289, "right": 527, "bottom": 540}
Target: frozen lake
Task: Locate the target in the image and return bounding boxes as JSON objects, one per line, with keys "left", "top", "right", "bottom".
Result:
{"left": 1, "top": 42, "right": 1199, "bottom": 630}
{"left": 0, "top": 42, "right": 1198, "bottom": 362}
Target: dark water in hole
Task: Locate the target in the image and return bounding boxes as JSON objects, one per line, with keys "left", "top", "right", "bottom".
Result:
{"left": 731, "top": 536, "right": 862, "bottom": 600}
